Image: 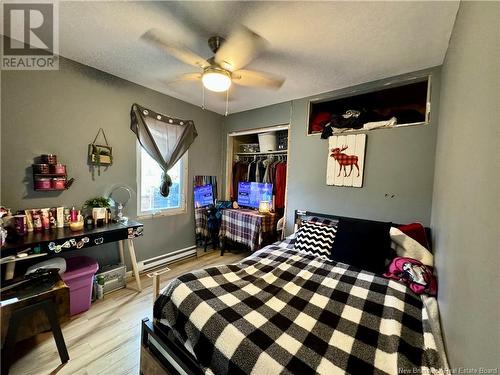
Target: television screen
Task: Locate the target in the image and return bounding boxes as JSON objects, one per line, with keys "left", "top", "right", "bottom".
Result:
{"left": 194, "top": 184, "right": 214, "bottom": 208}
{"left": 237, "top": 182, "right": 273, "bottom": 209}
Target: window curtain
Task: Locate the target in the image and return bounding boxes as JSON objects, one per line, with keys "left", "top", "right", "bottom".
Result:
{"left": 130, "top": 103, "right": 198, "bottom": 197}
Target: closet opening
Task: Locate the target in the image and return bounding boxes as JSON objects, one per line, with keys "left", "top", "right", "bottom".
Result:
{"left": 225, "top": 124, "right": 290, "bottom": 232}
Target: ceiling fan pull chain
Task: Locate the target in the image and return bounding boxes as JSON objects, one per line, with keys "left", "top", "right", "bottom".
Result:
{"left": 225, "top": 88, "right": 229, "bottom": 116}
{"left": 202, "top": 84, "right": 205, "bottom": 110}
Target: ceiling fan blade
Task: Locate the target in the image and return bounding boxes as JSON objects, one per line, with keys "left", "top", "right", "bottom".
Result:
{"left": 232, "top": 69, "right": 285, "bottom": 90}
{"left": 141, "top": 29, "right": 210, "bottom": 69}
{"left": 214, "top": 25, "right": 268, "bottom": 71}
{"left": 168, "top": 72, "right": 202, "bottom": 85}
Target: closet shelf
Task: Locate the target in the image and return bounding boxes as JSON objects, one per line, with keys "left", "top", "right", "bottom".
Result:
{"left": 235, "top": 150, "right": 288, "bottom": 155}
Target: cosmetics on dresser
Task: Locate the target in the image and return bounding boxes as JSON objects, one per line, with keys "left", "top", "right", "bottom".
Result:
{"left": 32, "top": 210, "right": 42, "bottom": 232}
{"left": 40, "top": 208, "right": 50, "bottom": 230}
{"left": 64, "top": 208, "right": 71, "bottom": 227}
{"left": 85, "top": 215, "right": 94, "bottom": 228}
{"left": 70, "top": 206, "right": 78, "bottom": 222}
{"left": 49, "top": 208, "right": 57, "bottom": 228}
{"left": 24, "top": 209, "right": 34, "bottom": 232}
{"left": 14, "top": 215, "right": 26, "bottom": 235}
{"left": 56, "top": 207, "right": 64, "bottom": 228}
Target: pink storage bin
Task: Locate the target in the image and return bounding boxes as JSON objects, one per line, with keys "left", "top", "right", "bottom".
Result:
{"left": 61, "top": 256, "right": 99, "bottom": 316}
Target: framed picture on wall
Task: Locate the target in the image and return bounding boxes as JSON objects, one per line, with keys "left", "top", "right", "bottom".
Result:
{"left": 326, "top": 134, "right": 366, "bottom": 187}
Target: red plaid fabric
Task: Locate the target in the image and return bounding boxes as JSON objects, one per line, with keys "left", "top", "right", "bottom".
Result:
{"left": 331, "top": 149, "right": 358, "bottom": 166}
{"left": 220, "top": 209, "right": 277, "bottom": 251}
{"left": 330, "top": 147, "right": 360, "bottom": 177}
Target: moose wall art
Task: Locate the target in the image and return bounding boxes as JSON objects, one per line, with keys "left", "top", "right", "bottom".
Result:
{"left": 327, "top": 134, "right": 367, "bottom": 187}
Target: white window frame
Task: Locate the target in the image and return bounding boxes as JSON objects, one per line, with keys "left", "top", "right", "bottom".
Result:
{"left": 136, "top": 142, "right": 188, "bottom": 219}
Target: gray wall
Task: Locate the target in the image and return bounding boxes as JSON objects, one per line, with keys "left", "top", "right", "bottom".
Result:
{"left": 224, "top": 68, "right": 441, "bottom": 233}
{"left": 431, "top": 2, "right": 500, "bottom": 369}
{"left": 1, "top": 57, "right": 223, "bottom": 267}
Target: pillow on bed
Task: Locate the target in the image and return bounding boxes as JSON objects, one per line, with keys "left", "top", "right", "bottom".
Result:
{"left": 390, "top": 227, "right": 434, "bottom": 266}
{"left": 330, "top": 218, "right": 392, "bottom": 274}
{"left": 294, "top": 221, "right": 337, "bottom": 258}
{"left": 398, "top": 222, "right": 430, "bottom": 249}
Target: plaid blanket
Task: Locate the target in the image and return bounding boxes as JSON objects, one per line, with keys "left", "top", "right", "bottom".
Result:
{"left": 219, "top": 209, "right": 278, "bottom": 251}
{"left": 195, "top": 208, "right": 210, "bottom": 238}
{"left": 154, "top": 239, "right": 445, "bottom": 375}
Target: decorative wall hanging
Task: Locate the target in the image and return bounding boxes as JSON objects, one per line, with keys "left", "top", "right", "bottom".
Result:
{"left": 88, "top": 128, "right": 113, "bottom": 166}
{"left": 130, "top": 103, "right": 198, "bottom": 197}
{"left": 326, "top": 134, "right": 366, "bottom": 188}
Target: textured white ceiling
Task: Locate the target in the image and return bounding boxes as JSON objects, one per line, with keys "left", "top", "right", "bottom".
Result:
{"left": 55, "top": 1, "right": 458, "bottom": 115}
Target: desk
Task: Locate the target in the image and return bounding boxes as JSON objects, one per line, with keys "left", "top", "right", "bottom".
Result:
{"left": 219, "top": 209, "right": 277, "bottom": 254}
{"left": 1, "top": 220, "right": 144, "bottom": 291}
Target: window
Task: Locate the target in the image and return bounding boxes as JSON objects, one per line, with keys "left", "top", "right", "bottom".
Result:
{"left": 137, "top": 145, "right": 188, "bottom": 217}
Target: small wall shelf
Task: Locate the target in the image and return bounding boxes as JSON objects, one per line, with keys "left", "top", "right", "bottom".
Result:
{"left": 31, "top": 154, "right": 72, "bottom": 192}
{"left": 33, "top": 173, "right": 67, "bottom": 178}
{"left": 33, "top": 187, "right": 67, "bottom": 192}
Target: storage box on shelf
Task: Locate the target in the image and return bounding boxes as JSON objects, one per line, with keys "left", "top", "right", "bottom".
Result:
{"left": 32, "top": 154, "right": 70, "bottom": 191}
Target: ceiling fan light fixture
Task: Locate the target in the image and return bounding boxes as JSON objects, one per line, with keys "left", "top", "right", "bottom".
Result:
{"left": 202, "top": 67, "right": 231, "bottom": 92}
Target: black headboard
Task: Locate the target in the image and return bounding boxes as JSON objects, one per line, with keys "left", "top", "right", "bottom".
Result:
{"left": 294, "top": 210, "right": 432, "bottom": 252}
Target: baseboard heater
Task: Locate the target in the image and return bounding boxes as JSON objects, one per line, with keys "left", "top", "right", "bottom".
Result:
{"left": 137, "top": 245, "right": 197, "bottom": 273}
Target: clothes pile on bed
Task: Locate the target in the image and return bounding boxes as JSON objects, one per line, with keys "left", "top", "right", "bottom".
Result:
{"left": 154, "top": 223, "right": 447, "bottom": 375}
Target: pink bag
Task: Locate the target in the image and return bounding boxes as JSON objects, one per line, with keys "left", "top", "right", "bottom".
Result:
{"left": 384, "top": 257, "right": 437, "bottom": 295}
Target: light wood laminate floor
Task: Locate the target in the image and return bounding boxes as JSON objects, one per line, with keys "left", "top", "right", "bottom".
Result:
{"left": 8, "top": 249, "right": 248, "bottom": 375}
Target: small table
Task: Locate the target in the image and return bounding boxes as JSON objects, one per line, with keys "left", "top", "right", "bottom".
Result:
{"left": 1, "top": 220, "right": 144, "bottom": 291}
{"left": 194, "top": 207, "right": 211, "bottom": 250}
{"left": 195, "top": 207, "right": 220, "bottom": 251}
{"left": 219, "top": 209, "right": 278, "bottom": 254}
{"left": 1, "top": 274, "right": 70, "bottom": 373}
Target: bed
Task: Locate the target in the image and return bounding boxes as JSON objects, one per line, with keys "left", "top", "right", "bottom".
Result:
{"left": 141, "top": 211, "right": 448, "bottom": 375}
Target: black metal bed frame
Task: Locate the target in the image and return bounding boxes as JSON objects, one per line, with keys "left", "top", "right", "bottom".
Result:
{"left": 141, "top": 318, "right": 204, "bottom": 375}
{"left": 140, "top": 210, "right": 431, "bottom": 374}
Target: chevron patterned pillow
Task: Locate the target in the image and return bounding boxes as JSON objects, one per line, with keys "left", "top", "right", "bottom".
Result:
{"left": 294, "top": 221, "right": 337, "bottom": 258}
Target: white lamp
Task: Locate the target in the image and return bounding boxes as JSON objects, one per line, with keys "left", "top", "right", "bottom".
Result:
{"left": 202, "top": 67, "right": 232, "bottom": 92}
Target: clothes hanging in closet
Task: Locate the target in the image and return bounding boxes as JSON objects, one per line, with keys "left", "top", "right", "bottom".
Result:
{"left": 194, "top": 175, "right": 218, "bottom": 199}
{"left": 247, "top": 161, "right": 257, "bottom": 182}
{"left": 232, "top": 156, "right": 287, "bottom": 209}
{"left": 232, "top": 161, "right": 249, "bottom": 200}
{"left": 274, "top": 162, "right": 287, "bottom": 209}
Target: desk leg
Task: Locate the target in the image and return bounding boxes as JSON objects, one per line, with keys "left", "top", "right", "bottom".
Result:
{"left": 5, "top": 262, "right": 15, "bottom": 280}
{"left": 152, "top": 273, "right": 161, "bottom": 301}
{"left": 43, "top": 300, "right": 69, "bottom": 364}
{"left": 118, "top": 240, "right": 125, "bottom": 266}
{"left": 220, "top": 237, "right": 225, "bottom": 256}
{"left": 127, "top": 239, "right": 142, "bottom": 292}
{"left": 2, "top": 309, "right": 21, "bottom": 374}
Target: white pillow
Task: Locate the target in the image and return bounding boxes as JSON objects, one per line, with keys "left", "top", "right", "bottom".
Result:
{"left": 390, "top": 227, "right": 433, "bottom": 266}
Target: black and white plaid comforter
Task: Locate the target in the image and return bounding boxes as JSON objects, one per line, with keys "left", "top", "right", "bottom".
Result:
{"left": 154, "top": 238, "right": 444, "bottom": 375}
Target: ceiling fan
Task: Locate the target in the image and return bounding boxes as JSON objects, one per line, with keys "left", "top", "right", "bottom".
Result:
{"left": 141, "top": 25, "right": 285, "bottom": 111}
